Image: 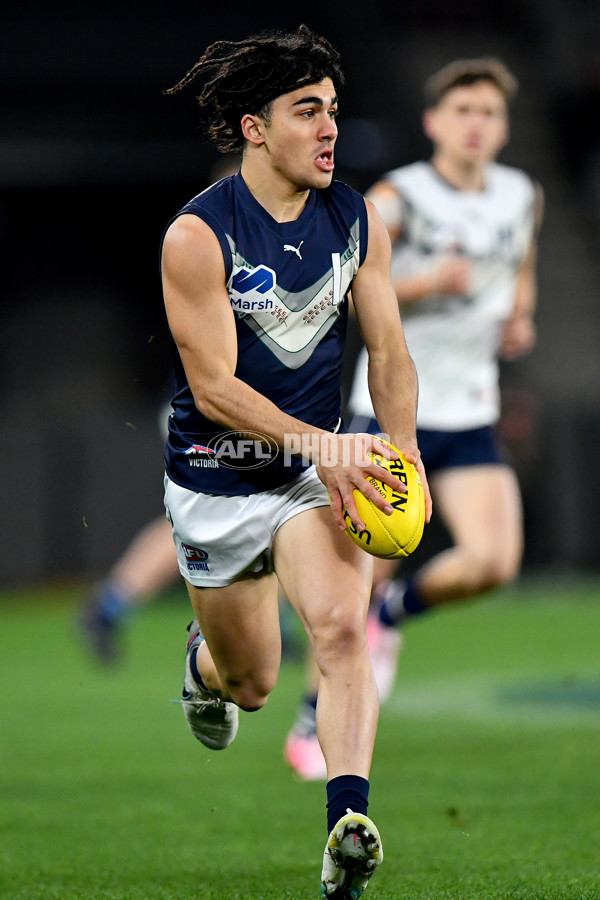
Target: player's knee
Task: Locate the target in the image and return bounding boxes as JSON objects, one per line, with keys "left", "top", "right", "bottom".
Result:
{"left": 490, "top": 553, "right": 520, "bottom": 587}
{"left": 471, "top": 551, "right": 520, "bottom": 591}
{"left": 311, "top": 606, "right": 365, "bottom": 667}
{"left": 225, "top": 672, "right": 276, "bottom": 712}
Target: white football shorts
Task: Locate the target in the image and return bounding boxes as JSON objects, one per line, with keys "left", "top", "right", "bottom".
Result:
{"left": 164, "top": 466, "right": 329, "bottom": 587}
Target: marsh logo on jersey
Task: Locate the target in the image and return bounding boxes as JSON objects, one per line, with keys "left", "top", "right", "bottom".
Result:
{"left": 181, "top": 543, "right": 210, "bottom": 572}
{"left": 229, "top": 265, "right": 276, "bottom": 312}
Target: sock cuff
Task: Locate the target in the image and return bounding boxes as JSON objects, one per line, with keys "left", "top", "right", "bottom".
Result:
{"left": 293, "top": 692, "right": 319, "bottom": 737}
{"left": 95, "top": 581, "right": 131, "bottom": 623}
{"left": 379, "top": 575, "right": 427, "bottom": 625}
{"left": 305, "top": 691, "right": 318, "bottom": 711}
{"left": 403, "top": 577, "right": 428, "bottom": 615}
{"left": 326, "top": 774, "right": 370, "bottom": 833}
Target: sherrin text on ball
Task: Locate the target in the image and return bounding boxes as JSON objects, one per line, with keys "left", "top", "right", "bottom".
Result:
{"left": 340, "top": 438, "right": 425, "bottom": 558}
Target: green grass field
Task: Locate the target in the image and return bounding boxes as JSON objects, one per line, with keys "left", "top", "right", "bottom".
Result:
{"left": 1, "top": 576, "right": 599, "bottom": 899}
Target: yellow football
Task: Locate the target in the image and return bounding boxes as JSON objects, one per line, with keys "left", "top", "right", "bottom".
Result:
{"left": 340, "top": 438, "right": 425, "bottom": 559}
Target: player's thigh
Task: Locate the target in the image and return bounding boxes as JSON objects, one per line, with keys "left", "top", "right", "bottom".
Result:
{"left": 186, "top": 572, "right": 281, "bottom": 685}
{"left": 273, "top": 505, "right": 373, "bottom": 641}
{"left": 432, "top": 464, "right": 523, "bottom": 562}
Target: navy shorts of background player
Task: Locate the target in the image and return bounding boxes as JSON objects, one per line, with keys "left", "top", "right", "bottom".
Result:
{"left": 347, "top": 414, "right": 503, "bottom": 477}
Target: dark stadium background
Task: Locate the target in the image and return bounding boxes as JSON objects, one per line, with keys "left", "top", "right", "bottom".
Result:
{"left": 2, "top": 0, "right": 599, "bottom": 584}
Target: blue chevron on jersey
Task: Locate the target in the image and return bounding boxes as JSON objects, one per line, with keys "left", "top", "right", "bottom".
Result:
{"left": 163, "top": 171, "right": 368, "bottom": 495}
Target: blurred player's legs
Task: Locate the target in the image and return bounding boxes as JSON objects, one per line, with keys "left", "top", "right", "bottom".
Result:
{"left": 365, "top": 557, "right": 403, "bottom": 700}
{"left": 79, "top": 516, "right": 179, "bottom": 661}
{"left": 283, "top": 647, "right": 327, "bottom": 781}
{"left": 377, "top": 464, "right": 522, "bottom": 627}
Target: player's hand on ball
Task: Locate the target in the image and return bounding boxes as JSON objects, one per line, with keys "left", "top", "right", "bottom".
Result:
{"left": 400, "top": 446, "right": 432, "bottom": 525}
{"left": 328, "top": 436, "right": 430, "bottom": 559}
{"left": 316, "top": 432, "right": 406, "bottom": 533}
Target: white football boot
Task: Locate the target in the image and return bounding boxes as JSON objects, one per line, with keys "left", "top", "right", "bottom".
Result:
{"left": 321, "top": 809, "right": 383, "bottom": 899}
{"left": 180, "top": 620, "right": 238, "bottom": 750}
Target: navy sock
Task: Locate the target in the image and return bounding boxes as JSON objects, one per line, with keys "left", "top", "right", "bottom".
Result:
{"left": 402, "top": 578, "right": 428, "bottom": 616}
{"left": 379, "top": 576, "right": 428, "bottom": 627}
{"left": 307, "top": 692, "right": 318, "bottom": 711}
{"left": 95, "top": 581, "right": 131, "bottom": 624}
{"left": 190, "top": 647, "right": 211, "bottom": 694}
{"left": 326, "top": 774, "right": 370, "bottom": 834}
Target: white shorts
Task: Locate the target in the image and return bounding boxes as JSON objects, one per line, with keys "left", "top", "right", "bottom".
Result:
{"left": 164, "top": 466, "right": 329, "bottom": 587}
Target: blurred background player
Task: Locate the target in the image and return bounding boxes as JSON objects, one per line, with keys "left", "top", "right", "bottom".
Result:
{"left": 285, "top": 56, "right": 544, "bottom": 780}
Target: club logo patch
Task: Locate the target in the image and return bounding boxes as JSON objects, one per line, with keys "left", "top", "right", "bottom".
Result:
{"left": 184, "top": 444, "right": 219, "bottom": 469}
{"left": 182, "top": 544, "right": 210, "bottom": 572}
{"left": 184, "top": 444, "right": 215, "bottom": 455}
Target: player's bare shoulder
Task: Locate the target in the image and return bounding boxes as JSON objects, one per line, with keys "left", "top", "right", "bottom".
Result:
{"left": 163, "top": 214, "right": 217, "bottom": 258}
{"left": 361, "top": 197, "right": 394, "bottom": 263}
{"left": 364, "top": 180, "right": 403, "bottom": 242}
{"left": 162, "top": 214, "right": 225, "bottom": 290}
{"left": 488, "top": 162, "right": 536, "bottom": 205}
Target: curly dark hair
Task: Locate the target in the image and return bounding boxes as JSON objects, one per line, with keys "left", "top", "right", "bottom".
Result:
{"left": 164, "top": 24, "right": 344, "bottom": 153}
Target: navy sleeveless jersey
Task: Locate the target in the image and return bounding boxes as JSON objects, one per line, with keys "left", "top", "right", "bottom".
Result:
{"left": 163, "top": 172, "right": 368, "bottom": 495}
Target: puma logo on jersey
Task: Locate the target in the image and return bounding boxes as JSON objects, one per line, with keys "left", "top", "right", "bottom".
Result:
{"left": 283, "top": 240, "right": 304, "bottom": 260}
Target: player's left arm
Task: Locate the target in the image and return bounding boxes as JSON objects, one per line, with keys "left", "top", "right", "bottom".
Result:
{"left": 351, "top": 199, "right": 432, "bottom": 522}
{"left": 501, "top": 182, "right": 545, "bottom": 361}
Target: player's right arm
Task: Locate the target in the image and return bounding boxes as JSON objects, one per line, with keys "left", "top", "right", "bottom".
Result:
{"left": 161, "top": 213, "right": 402, "bottom": 531}
{"left": 366, "top": 181, "right": 471, "bottom": 304}
{"left": 162, "top": 214, "right": 313, "bottom": 442}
